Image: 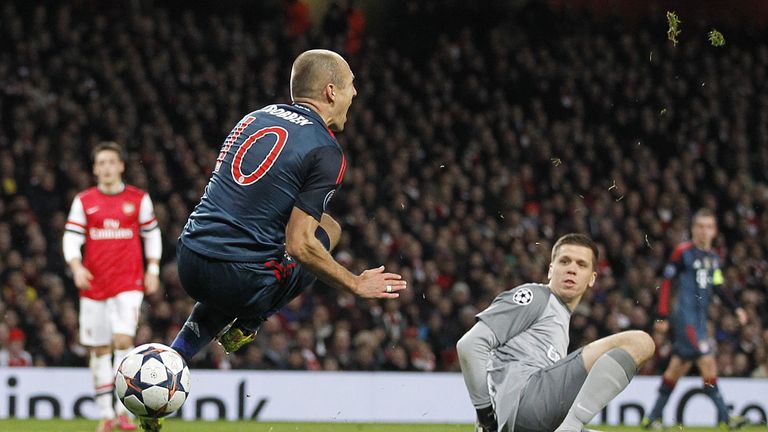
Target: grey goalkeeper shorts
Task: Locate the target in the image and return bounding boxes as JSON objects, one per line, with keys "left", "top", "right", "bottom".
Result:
{"left": 513, "top": 347, "right": 588, "bottom": 432}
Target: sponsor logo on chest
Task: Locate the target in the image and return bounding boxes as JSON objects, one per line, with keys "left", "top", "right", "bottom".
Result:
{"left": 89, "top": 218, "right": 134, "bottom": 240}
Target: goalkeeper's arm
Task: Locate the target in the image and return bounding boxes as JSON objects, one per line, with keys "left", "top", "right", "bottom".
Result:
{"left": 457, "top": 321, "right": 499, "bottom": 432}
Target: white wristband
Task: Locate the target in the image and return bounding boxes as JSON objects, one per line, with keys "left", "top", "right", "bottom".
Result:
{"left": 147, "top": 263, "right": 160, "bottom": 276}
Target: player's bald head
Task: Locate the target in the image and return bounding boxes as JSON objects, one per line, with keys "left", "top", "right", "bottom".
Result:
{"left": 290, "top": 49, "right": 349, "bottom": 101}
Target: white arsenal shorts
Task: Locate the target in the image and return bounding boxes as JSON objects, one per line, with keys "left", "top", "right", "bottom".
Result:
{"left": 79, "top": 290, "right": 144, "bottom": 346}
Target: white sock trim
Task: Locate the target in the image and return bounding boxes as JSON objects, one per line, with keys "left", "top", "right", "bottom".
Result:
{"left": 91, "top": 352, "right": 116, "bottom": 419}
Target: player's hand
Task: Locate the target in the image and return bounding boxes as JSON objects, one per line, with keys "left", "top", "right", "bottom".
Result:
{"left": 475, "top": 406, "right": 498, "bottom": 432}
{"left": 353, "top": 266, "right": 407, "bottom": 299}
{"left": 72, "top": 263, "right": 93, "bottom": 290}
{"left": 144, "top": 273, "right": 161, "bottom": 295}
{"left": 735, "top": 307, "right": 748, "bottom": 326}
{"left": 654, "top": 319, "right": 669, "bottom": 334}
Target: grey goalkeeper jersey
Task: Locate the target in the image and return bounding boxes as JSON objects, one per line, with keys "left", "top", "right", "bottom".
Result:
{"left": 477, "top": 283, "right": 572, "bottom": 429}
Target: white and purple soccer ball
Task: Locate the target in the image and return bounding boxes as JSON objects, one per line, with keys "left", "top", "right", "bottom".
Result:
{"left": 115, "top": 343, "right": 191, "bottom": 418}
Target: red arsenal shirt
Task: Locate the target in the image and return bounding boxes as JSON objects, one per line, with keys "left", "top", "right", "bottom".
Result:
{"left": 65, "top": 185, "right": 157, "bottom": 300}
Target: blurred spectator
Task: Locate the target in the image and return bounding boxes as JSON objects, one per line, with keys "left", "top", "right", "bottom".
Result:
{"left": 329, "top": 328, "right": 353, "bottom": 369}
{"left": 236, "top": 345, "right": 271, "bottom": 370}
{"left": 265, "top": 332, "right": 290, "bottom": 370}
{"left": 0, "top": 323, "right": 8, "bottom": 363}
{"left": 732, "top": 353, "right": 752, "bottom": 377}
{"left": 295, "top": 326, "right": 322, "bottom": 370}
{"left": 751, "top": 346, "right": 768, "bottom": 378}
{"left": 322, "top": 2, "right": 347, "bottom": 41}
{"left": 287, "top": 347, "right": 308, "bottom": 370}
{"left": 286, "top": 0, "right": 310, "bottom": 36}
{"left": 345, "top": 1, "right": 366, "bottom": 55}
{"left": 382, "top": 344, "right": 413, "bottom": 371}
{"left": 0, "top": 328, "right": 33, "bottom": 367}
{"left": 410, "top": 340, "right": 436, "bottom": 372}
{"left": 35, "top": 333, "right": 83, "bottom": 367}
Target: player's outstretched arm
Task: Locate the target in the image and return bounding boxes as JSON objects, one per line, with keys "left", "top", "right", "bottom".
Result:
{"left": 457, "top": 321, "right": 499, "bottom": 431}
{"left": 286, "top": 206, "right": 406, "bottom": 298}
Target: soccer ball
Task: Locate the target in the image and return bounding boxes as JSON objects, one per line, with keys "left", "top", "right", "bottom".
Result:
{"left": 115, "top": 343, "right": 191, "bottom": 418}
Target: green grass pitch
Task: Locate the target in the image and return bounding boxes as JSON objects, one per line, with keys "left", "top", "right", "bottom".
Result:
{"left": 1, "top": 420, "right": 766, "bottom": 431}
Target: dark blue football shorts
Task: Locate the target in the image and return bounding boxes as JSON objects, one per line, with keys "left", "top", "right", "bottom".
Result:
{"left": 176, "top": 234, "right": 327, "bottom": 322}
{"left": 672, "top": 317, "right": 711, "bottom": 360}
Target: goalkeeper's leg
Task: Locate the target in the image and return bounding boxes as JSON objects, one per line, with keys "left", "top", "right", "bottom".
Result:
{"left": 556, "top": 331, "right": 654, "bottom": 432}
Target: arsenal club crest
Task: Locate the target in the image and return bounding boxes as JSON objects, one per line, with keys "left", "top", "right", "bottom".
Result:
{"left": 123, "top": 202, "right": 136, "bottom": 215}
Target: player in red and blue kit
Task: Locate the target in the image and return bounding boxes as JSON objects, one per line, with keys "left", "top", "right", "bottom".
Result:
{"left": 643, "top": 209, "right": 748, "bottom": 430}
{"left": 164, "top": 50, "right": 406, "bottom": 400}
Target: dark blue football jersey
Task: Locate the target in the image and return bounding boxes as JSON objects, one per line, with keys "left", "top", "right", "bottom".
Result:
{"left": 181, "top": 103, "right": 346, "bottom": 263}
{"left": 657, "top": 241, "right": 737, "bottom": 326}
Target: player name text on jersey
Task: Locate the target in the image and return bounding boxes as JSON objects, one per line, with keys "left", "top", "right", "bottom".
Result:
{"left": 260, "top": 105, "right": 314, "bottom": 126}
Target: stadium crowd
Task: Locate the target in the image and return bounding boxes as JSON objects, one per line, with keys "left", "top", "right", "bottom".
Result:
{"left": 1, "top": 0, "right": 768, "bottom": 379}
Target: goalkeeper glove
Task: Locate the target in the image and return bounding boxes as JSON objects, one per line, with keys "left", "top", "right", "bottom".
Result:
{"left": 475, "top": 406, "right": 498, "bottom": 432}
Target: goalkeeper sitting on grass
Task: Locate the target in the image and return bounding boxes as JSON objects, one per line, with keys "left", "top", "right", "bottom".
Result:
{"left": 458, "top": 233, "right": 654, "bottom": 432}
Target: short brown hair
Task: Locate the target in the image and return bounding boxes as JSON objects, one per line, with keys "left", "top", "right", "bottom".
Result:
{"left": 692, "top": 208, "right": 716, "bottom": 224}
{"left": 91, "top": 141, "right": 125, "bottom": 162}
{"left": 551, "top": 233, "right": 599, "bottom": 269}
